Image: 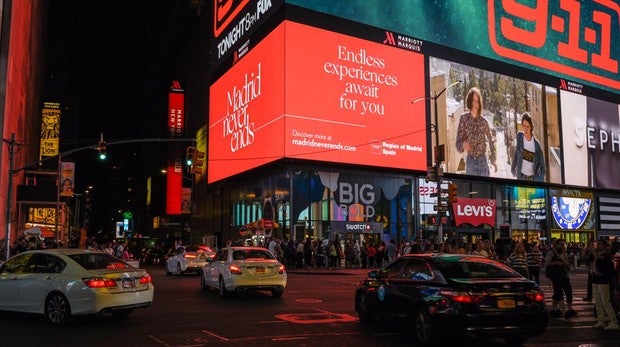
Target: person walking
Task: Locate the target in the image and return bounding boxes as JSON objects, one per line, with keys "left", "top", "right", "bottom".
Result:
{"left": 526, "top": 243, "right": 543, "bottom": 285}
{"left": 591, "top": 238, "right": 619, "bottom": 330}
{"left": 545, "top": 238, "right": 577, "bottom": 319}
{"left": 507, "top": 242, "right": 529, "bottom": 278}
{"left": 581, "top": 239, "right": 596, "bottom": 301}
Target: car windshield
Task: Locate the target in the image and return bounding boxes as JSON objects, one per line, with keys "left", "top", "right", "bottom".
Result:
{"left": 68, "top": 253, "right": 132, "bottom": 270}
{"left": 437, "top": 259, "right": 519, "bottom": 279}
{"left": 232, "top": 249, "right": 274, "bottom": 260}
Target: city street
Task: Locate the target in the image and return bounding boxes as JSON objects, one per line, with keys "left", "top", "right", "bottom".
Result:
{"left": 0, "top": 264, "right": 618, "bottom": 347}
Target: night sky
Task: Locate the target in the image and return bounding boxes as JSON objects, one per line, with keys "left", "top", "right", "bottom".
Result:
{"left": 44, "top": 1, "right": 200, "bottom": 232}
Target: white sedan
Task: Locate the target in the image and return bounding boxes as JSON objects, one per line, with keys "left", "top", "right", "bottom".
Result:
{"left": 165, "top": 245, "right": 215, "bottom": 275}
{"left": 0, "top": 248, "right": 154, "bottom": 325}
{"left": 200, "top": 246, "right": 287, "bottom": 298}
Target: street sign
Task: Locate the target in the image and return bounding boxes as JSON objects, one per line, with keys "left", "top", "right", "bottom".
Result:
{"left": 434, "top": 205, "right": 448, "bottom": 212}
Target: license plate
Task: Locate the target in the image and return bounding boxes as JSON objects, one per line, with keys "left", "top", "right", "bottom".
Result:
{"left": 122, "top": 279, "right": 136, "bottom": 288}
{"left": 497, "top": 299, "right": 516, "bottom": 308}
{"left": 255, "top": 267, "right": 265, "bottom": 274}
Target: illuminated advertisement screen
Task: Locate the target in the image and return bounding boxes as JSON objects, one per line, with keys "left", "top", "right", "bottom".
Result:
{"left": 430, "top": 57, "right": 561, "bottom": 183}
{"left": 284, "top": 22, "right": 426, "bottom": 169}
{"left": 560, "top": 91, "right": 620, "bottom": 189}
{"left": 288, "top": 0, "right": 620, "bottom": 94}
{"left": 549, "top": 188, "right": 595, "bottom": 230}
{"left": 208, "top": 23, "right": 286, "bottom": 183}
{"left": 209, "top": 21, "right": 426, "bottom": 183}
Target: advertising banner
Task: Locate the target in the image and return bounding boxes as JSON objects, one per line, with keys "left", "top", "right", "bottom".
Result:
{"left": 560, "top": 91, "right": 620, "bottom": 189}
{"left": 60, "top": 162, "right": 75, "bottom": 197}
{"left": 452, "top": 197, "right": 497, "bottom": 227}
{"left": 40, "top": 102, "right": 61, "bottom": 160}
{"left": 288, "top": 0, "right": 620, "bottom": 94}
{"left": 430, "top": 57, "right": 561, "bottom": 183}
{"left": 209, "top": 21, "right": 426, "bottom": 183}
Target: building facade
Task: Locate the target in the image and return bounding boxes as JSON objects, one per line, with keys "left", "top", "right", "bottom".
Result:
{"left": 184, "top": 1, "right": 620, "bottom": 248}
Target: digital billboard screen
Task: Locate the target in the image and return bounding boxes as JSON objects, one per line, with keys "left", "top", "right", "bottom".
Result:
{"left": 209, "top": 21, "right": 427, "bottom": 183}
{"left": 560, "top": 91, "right": 620, "bottom": 189}
{"left": 429, "top": 57, "right": 561, "bottom": 184}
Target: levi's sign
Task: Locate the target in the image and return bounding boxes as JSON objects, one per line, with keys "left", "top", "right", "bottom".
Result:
{"left": 452, "top": 197, "right": 497, "bottom": 227}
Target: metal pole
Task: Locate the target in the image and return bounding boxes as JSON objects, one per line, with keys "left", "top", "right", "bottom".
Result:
{"left": 4, "top": 133, "right": 15, "bottom": 260}
{"left": 431, "top": 80, "right": 461, "bottom": 243}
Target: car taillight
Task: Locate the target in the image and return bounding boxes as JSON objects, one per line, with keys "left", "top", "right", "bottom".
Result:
{"left": 83, "top": 277, "right": 117, "bottom": 288}
{"left": 229, "top": 265, "right": 242, "bottom": 275}
{"left": 526, "top": 290, "right": 545, "bottom": 302}
{"left": 441, "top": 290, "right": 487, "bottom": 304}
{"left": 139, "top": 275, "right": 152, "bottom": 284}
{"left": 184, "top": 254, "right": 196, "bottom": 259}
{"left": 277, "top": 265, "right": 286, "bottom": 274}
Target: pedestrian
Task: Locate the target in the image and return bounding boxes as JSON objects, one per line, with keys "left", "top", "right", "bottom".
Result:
{"left": 581, "top": 239, "right": 596, "bottom": 302}
{"left": 376, "top": 241, "right": 386, "bottom": 268}
{"left": 328, "top": 241, "right": 338, "bottom": 269}
{"left": 545, "top": 238, "right": 577, "bottom": 319}
{"left": 386, "top": 239, "right": 397, "bottom": 262}
{"left": 526, "top": 243, "right": 543, "bottom": 285}
{"left": 591, "top": 239, "right": 619, "bottom": 330}
{"left": 508, "top": 242, "right": 529, "bottom": 278}
{"left": 360, "top": 242, "right": 368, "bottom": 269}
{"left": 455, "top": 86, "right": 497, "bottom": 176}
{"left": 366, "top": 243, "right": 376, "bottom": 268}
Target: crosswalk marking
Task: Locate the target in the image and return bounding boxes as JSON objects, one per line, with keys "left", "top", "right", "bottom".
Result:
{"left": 540, "top": 285, "right": 596, "bottom": 327}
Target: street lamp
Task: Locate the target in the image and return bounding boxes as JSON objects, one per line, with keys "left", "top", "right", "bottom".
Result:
{"left": 413, "top": 80, "right": 461, "bottom": 241}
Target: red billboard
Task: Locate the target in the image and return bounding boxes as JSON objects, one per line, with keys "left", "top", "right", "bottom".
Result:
{"left": 208, "top": 21, "right": 427, "bottom": 183}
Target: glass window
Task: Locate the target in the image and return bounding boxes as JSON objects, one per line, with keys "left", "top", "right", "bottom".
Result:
{"left": 402, "top": 258, "right": 432, "bottom": 280}
{"left": 68, "top": 252, "right": 132, "bottom": 270}
{"left": 0, "top": 253, "right": 31, "bottom": 274}
{"left": 28, "top": 254, "right": 66, "bottom": 273}
{"left": 437, "top": 258, "right": 519, "bottom": 279}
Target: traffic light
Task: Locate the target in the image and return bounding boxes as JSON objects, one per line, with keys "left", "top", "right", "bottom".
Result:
{"left": 185, "top": 146, "right": 195, "bottom": 166}
{"left": 448, "top": 183, "right": 458, "bottom": 203}
{"left": 191, "top": 149, "right": 205, "bottom": 174}
{"left": 97, "top": 141, "right": 106, "bottom": 160}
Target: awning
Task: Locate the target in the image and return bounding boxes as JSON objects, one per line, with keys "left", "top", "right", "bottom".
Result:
{"left": 24, "top": 226, "right": 56, "bottom": 238}
{"left": 245, "top": 218, "right": 280, "bottom": 229}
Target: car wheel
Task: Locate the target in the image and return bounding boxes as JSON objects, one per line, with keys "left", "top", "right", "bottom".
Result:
{"left": 413, "top": 308, "right": 434, "bottom": 346}
{"left": 177, "top": 263, "right": 183, "bottom": 276}
{"left": 45, "top": 293, "right": 71, "bottom": 325}
{"left": 200, "top": 273, "right": 209, "bottom": 291}
{"left": 355, "top": 293, "right": 374, "bottom": 324}
{"left": 271, "top": 287, "right": 284, "bottom": 298}
{"left": 218, "top": 277, "right": 229, "bottom": 298}
{"left": 113, "top": 308, "right": 134, "bottom": 319}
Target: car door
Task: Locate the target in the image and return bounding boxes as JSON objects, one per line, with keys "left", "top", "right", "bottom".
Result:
{"left": 0, "top": 253, "right": 32, "bottom": 310}
{"left": 381, "top": 258, "right": 432, "bottom": 322}
{"left": 370, "top": 258, "right": 409, "bottom": 321}
{"left": 19, "top": 253, "right": 65, "bottom": 312}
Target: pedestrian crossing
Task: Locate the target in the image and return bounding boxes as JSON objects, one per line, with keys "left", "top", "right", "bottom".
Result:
{"left": 539, "top": 283, "right": 597, "bottom": 328}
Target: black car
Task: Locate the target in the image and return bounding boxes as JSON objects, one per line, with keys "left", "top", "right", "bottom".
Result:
{"left": 354, "top": 253, "right": 548, "bottom": 346}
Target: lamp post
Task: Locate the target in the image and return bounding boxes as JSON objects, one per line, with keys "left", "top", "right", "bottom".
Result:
{"left": 414, "top": 80, "right": 461, "bottom": 242}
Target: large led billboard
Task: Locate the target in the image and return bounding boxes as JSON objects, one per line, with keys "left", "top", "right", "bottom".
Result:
{"left": 209, "top": 21, "right": 426, "bottom": 183}
{"left": 560, "top": 91, "right": 620, "bottom": 189}
{"left": 430, "top": 57, "right": 561, "bottom": 184}
{"left": 209, "top": 23, "right": 286, "bottom": 183}
{"left": 288, "top": 0, "right": 620, "bottom": 95}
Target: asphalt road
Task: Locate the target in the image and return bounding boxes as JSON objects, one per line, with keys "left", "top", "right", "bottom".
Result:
{"left": 0, "top": 264, "right": 618, "bottom": 347}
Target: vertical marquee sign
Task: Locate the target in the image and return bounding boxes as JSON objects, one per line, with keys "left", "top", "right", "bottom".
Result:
{"left": 166, "top": 81, "right": 185, "bottom": 215}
